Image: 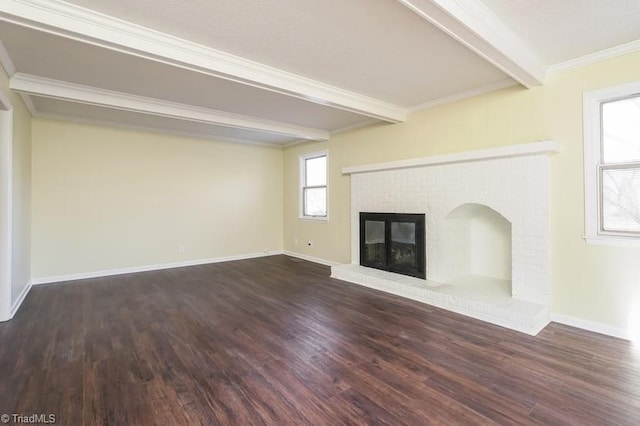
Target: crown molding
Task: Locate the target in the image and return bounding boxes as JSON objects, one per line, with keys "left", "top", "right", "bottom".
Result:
{"left": 10, "top": 73, "right": 329, "bottom": 141}
{"left": 0, "top": 40, "right": 16, "bottom": 77}
{"left": 398, "top": 0, "right": 546, "bottom": 88}
{"left": 282, "top": 118, "right": 382, "bottom": 148}
{"left": 0, "top": 90, "right": 11, "bottom": 111}
{"left": 547, "top": 39, "right": 640, "bottom": 76}
{"left": 0, "top": 0, "right": 406, "bottom": 123}
{"left": 408, "top": 78, "right": 518, "bottom": 113}
{"left": 18, "top": 93, "right": 36, "bottom": 115}
{"left": 32, "top": 111, "right": 287, "bottom": 148}
{"left": 0, "top": 43, "right": 37, "bottom": 116}
{"left": 330, "top": 118, "right": 381, "bottom": 136}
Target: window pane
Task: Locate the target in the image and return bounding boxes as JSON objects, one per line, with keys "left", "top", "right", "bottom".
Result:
{"left": 305, "top": 156, "right": 326, "bottom": 186}
{"left": 602, "top": 167, "right": 640, "bottom": 233}
{"left": 602, "top": 95, "right": 640, "bottom": 163}
{"left": 304, "top": 187, "right": 326, "bottom": 216}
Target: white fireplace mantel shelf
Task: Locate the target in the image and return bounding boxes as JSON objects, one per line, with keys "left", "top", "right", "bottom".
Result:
{"left": 342, "top": 140, "right": 559, "bottom": 175}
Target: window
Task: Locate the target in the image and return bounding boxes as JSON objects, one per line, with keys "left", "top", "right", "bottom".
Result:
{"left": 300, "top": 151, "right": 327, "bottom": 219}
{"left": 584, "top": 82, "right": 640, "bottom": 245}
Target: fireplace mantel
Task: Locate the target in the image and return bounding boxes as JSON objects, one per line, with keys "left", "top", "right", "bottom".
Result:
{"left": 333, "top": 139, "right": 558, "bottom": 335}
{"left": 342, "top": 140, "right": 559, "bottom": 175}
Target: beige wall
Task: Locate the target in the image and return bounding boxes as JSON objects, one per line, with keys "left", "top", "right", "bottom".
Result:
{"left": 283, "top": 51, "right": 640, "bottom": 333}
{"left": 0, "top": 66, "right": 32, "bottom": 309}
{"left": 31, "top": 119, "right": 283, "bottom": 278}
{"left": 16, "top": 49, "right": 640, "bottom": 335}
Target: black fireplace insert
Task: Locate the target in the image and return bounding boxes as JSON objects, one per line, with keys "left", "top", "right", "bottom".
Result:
{"left": 359, "top": 212, "right": 426, "bottom": 279}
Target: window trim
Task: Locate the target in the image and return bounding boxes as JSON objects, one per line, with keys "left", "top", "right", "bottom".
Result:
{"left": 299, "top": 150, "right": 328, "bottom": 221}
{"left": 583, "top": 81, "right": 640, "bottom": 247}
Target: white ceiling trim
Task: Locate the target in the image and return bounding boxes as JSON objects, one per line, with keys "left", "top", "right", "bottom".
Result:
{"left": 18, "top": 93, "right": 37, "bottom": 115}
{"left": 0, "top": 40, "right": 16, "bottom": 77}
{"left": 0, "top": 0, "right": 406, "bottom": 123}
{"left": 330, "top": 119, "right": 381, "bottom": 136}
{"left": 31, "top": 110, "right": 285, "bottom": 148}
{"left": 0, "top": 88, "right": 11, "bottom": 110}
{"left": 0, "top": 43, "right": 37, "bottom": 115}
{"left": 10, "top": 73, "right": 329, "bottom": 141}
{"left": 283, "top": 118, "right": 381, "bottom": 148}
{"left": 408, "top": 78, "right": 517, "bottom": 113}
{"left": 547, "top": 39, "right": 640, "bottom": 76}
{"left": 398, "top": 0, "right": 546, "bottom": 88}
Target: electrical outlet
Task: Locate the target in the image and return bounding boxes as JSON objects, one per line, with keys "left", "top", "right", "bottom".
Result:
{"left": 178, "top": 244, "right": 185, "bottom": 253}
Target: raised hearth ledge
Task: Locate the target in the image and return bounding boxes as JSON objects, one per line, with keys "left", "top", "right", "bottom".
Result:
{"left": 331, "top": 264, "right": 550, "bottom": 336}
{"left": 342, "top": 140, "right": 559, "bottom": 174}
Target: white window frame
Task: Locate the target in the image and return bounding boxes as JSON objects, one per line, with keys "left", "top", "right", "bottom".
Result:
{"left": 583, "top": 81, "right": 640, "bottom": 247}
{"left": 299, "top": 150, "right": 328, "bottom": 221}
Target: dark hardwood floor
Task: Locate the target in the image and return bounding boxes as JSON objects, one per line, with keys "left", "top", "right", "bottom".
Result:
{"left": 1, "top": 255, "right": 639, "bottom": 425}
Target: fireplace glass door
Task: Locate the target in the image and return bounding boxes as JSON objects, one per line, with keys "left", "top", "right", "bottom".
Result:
{"left": 391, "top": 222, "right": 417, "bottom": 269}
{"left": 364, "top": 220, "right": 386, "bottom": 267}
{"left": 359, "top": 212, "right": 425, "bottom": 279}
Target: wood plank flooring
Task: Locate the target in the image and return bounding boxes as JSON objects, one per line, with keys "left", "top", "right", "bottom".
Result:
{"left": 0, "top": 255, "right": 639, "bottom": 425}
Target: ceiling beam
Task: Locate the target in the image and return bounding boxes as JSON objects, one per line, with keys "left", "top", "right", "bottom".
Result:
{"left": 10, "top": 73, "right": 330, "bottom": 141}
{"left": 0, "top": 41, "right": 16, "bottom": 77}
{"left": 398, "top": 0, "right": 546, "bottom": 87}
{"left": 0, "top": 0, "right": 406, "bottom": 123}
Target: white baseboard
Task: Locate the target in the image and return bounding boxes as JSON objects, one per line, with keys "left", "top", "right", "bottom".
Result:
{"left": 551, "top": 313, "right": 631, "bottom": 341}
{"left": 282, "top": 250, "right": 340, "bottom": 267}
{"left": 17, "top": 253, "right": 636, "bottom": 342}
{"left": 10, "top": 279, "right": 32, "bottom": 319}
{"left": 31, "top": 251, "right": 284, "bottom": 285}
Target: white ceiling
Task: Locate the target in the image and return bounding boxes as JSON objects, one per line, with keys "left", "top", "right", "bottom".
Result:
{"left": 0, "top": 0, "right": 639, "bottom": 146}
{"left": 52, "top": 0, "right": 510, "bottom": 106}
{"left": 483, "top": 0, "right": 640, "bottom": 65}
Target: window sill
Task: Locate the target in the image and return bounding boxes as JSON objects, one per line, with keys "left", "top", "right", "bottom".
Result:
{"left": 299, "top": 216, "right": 329, "bottom": 223}
{"left": 584, "top": 235, "right": 640, "bottom": 248}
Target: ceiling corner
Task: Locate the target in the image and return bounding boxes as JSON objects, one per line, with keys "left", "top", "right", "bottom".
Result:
{"left": 0, "top": 40, "right": 16, "bottom": 77}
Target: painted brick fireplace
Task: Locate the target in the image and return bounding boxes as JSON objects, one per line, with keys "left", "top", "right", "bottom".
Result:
{"left": 331, "top": 141, "right": 559, "bottom": 335}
